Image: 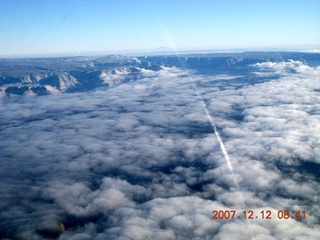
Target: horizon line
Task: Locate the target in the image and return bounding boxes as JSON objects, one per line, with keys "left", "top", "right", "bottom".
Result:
{"left": 1, "top": 45, "right": 320, "bottom": 59}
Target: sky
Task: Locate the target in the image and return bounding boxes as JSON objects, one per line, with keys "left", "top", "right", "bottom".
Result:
{"left": 0, "top": 0, "right": 320, "bottom": 56}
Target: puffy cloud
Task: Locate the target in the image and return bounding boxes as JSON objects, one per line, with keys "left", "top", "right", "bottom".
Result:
{"left": 0, "top": 58, "right": 319, "bottom": 239}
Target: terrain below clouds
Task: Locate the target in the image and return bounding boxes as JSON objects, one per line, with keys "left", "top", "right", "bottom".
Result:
{"left": 0, "top": 52, "right": 320, "bottom": 239}
{"left": 1, "top": 52, "right": 319, "bottom": 96}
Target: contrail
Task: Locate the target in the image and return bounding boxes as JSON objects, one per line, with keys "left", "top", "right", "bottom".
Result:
{"left": 199, "top": 97, "right": 233, "bottom": 172}
{"left": 190, "top": 79, "right": 255, "bottom": 238}
{"left": 188, "top": 79, "right": 245, "bottom": 194}
{"left": 193, "top": 86, "right": 234, "bottom": 172}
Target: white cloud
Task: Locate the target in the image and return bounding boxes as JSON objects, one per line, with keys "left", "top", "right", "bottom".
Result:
{"left": 0, "top": 59, "right": 319, "bottom": 239}
{"left": 99, "top": 69, "right": 130, "bottom": 86}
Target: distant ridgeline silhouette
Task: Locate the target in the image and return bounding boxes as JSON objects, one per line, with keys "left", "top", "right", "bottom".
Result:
{"left": 0, "top": 52, "right": 319, "bottom": 96}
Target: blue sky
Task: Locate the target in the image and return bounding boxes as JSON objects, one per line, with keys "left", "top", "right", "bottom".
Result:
{"left": 0, "top": 0, "right": 319, "bottom": 57}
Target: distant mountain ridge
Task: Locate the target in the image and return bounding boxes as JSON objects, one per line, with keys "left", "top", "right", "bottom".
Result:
{"left": 1, "top": 52, "right": 319, "bottom": 96}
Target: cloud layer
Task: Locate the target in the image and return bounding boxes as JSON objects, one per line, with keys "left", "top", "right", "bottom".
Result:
{"left": 0, "top": 59, "right": 319, "bottom": 239}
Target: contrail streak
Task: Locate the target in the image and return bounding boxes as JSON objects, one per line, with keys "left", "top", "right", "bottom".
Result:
{"left": 180, "top": 59, "right": 255, "bottom": 238}
{"left": 193, "top": 86, "right": 234, "bottom": 172}
{"left": 199, "top": 98, "right": 233, "bottom": 172}
{"left": 190, "top": 79, "right": 255, "bottom": 238}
